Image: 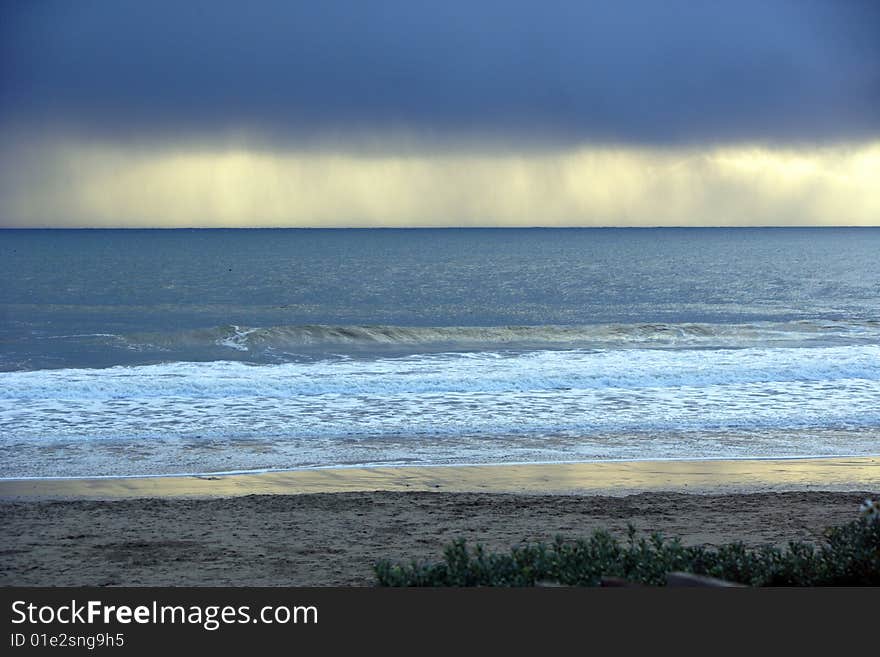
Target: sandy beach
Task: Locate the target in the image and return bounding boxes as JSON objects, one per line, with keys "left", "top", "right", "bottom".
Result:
{"left": 1, "top": 457, "right": 877, "bottom": 586}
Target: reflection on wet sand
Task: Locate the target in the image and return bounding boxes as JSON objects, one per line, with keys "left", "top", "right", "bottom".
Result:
{"left": 1, "top": 456, "right": 877, "bottom": 500}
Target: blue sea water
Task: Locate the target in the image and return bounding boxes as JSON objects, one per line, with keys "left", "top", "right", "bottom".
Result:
{"left": 1, "top": 227, "right": 879, "bottom": 477}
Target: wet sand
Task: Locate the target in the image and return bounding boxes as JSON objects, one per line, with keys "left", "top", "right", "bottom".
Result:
{"left": 1, "top": 458, "right": 877, "bottom": 586}
{"left": 2, "top": 456, "right": 878, "bottom": 499}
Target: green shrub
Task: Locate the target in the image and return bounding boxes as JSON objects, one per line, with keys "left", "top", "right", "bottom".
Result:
{"left": 374, "top": 515, "right": 880, "bottom": 587}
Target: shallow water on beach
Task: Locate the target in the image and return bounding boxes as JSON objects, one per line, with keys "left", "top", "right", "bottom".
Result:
{"left": 2, "top": 227, "right": 880, "bottom": 477}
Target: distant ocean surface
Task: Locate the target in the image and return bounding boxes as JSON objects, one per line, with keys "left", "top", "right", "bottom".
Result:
{"left": 2, "top": 227, "right": 879, "bottom": 478}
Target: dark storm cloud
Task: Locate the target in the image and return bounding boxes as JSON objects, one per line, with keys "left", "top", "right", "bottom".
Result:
{"left": 2, "top": 0, "right": 879, "bottom": 145}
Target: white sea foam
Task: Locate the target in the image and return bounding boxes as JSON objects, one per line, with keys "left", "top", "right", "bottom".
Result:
{"left": 2, "top": 343, "right": 880, "bottom": 477}
{"left": 214, "top": 325, "right": 259, "bottom": 351}
{"left": 3, "top": 344, "right": 879, "bottom": 399}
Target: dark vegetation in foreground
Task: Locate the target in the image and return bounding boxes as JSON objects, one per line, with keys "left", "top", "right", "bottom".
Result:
{"left": 374, "top": 515, "right": 880, "bottom": 587}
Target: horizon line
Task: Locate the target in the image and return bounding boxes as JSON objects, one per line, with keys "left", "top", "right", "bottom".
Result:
{"left": 2, "top": 224, "right": 880, "bottom": 231}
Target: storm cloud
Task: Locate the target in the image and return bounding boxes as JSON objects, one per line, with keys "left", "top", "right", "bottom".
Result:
{"left": 3, "top": 0, "right": 879, "bottom": 145}
{"left": 2, "top": 1, "right": 878, "bottom": 227}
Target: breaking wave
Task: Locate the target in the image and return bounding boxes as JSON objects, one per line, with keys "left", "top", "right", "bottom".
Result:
{"left": 124, "top": 319, "right": 880, "bottom": 353}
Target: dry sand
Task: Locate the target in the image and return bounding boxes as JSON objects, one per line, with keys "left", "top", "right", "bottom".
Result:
{"left": 1, "top": 458, "right": 877, "bottom": 586}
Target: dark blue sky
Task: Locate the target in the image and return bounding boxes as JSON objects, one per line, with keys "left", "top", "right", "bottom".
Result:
{"left": 2, "top": 0, "right": 879, "bottom": 145}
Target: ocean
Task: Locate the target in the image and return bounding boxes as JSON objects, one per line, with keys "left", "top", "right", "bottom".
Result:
{"left": 2, "top": 227, "right": 879, "bottom": 478}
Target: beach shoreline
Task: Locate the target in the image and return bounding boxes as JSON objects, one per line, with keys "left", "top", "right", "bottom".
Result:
{"left": 1, "top": 456, "right": 877, "bottom": 500}
{"left": 3, "top": 458, "right": 876, "bottom": 586}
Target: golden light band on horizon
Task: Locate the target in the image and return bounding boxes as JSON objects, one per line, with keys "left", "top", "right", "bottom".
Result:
{"left": 2, "top": 140, "right": 879, "bottom": 227}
